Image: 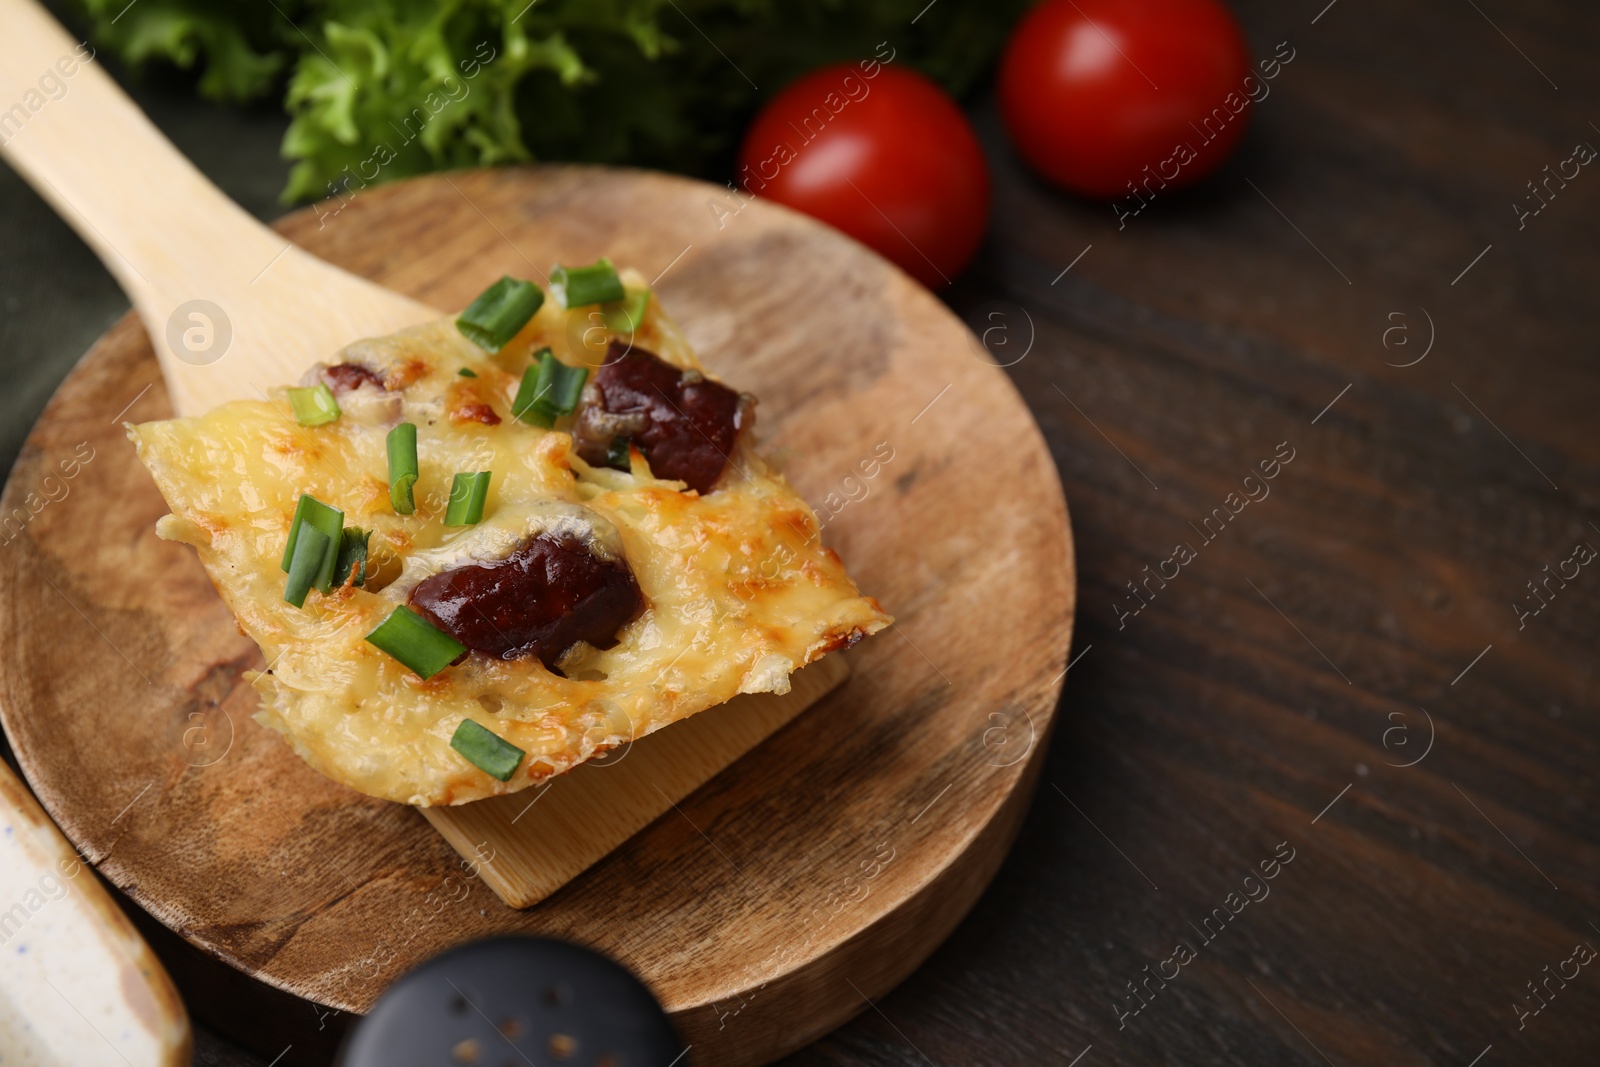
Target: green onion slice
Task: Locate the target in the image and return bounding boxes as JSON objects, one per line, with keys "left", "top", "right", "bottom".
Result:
{"left": 282, "top": 525, "right": 331, "bottom": 608}
{"left": 365, "top": 606, "right": 466, "bottom": 679}
{"left": 444, "top": 471, "right": 492, "bottom": 526}
{"left": 387, "top": 422, "right": 418, "bottom": 515}
{"left": 551, "top": 258, "right": 625, "bottom": 308}
{"left": 450, "top": 719, "right": 526, "bottom": 781}
{"left": 511, "top": 348, "right": 588, "bottom": 428}
{"left": 456, "top": 276, "right": 545, "bottom": 353}
{"left": 605, "top": 435, "right": 632, "bottom": 470}
{"left": 287, "top": 383, "right": 340, "bottom": 427}
{"left": 334, "top": 527, "right": 369, "bottom": 588}
{"left": 601, "top": 288, "right": 651, "bottom": 334}
{"left": 279, "top": 494, "right": 344, "bottom": 594}
{"left": 457, "top": 367, "right": 478, "bottom": 377}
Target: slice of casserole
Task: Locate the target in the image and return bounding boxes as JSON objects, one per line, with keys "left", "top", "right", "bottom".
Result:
{"left": 129, "top": 264, "right": 888, "bottom": 805}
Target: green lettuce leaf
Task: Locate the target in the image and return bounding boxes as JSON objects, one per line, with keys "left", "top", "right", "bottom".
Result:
{"left": 69, "top": 0, "right": 1027, "bottom": 202}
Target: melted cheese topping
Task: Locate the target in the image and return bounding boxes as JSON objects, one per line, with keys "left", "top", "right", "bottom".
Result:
{"left": 130, "top": 275, "right": 889, "bottom": 805}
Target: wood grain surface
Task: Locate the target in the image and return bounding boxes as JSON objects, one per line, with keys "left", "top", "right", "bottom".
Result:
{"left": 0, "top": 167, "right": 1074, "bottom": 1065}
{"left": 844, "top": 3, "right": 1599, "bottom": 1065}
{"left": 3, "top": 0, "right": 1600, "bottom": 1064}
{"left": 423, "top": 655, "right": 852, "bottom": 909}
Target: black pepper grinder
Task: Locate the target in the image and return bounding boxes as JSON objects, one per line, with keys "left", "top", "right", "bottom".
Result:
{"left": 335, "top": 937, "right": 685, "bottom": 1067}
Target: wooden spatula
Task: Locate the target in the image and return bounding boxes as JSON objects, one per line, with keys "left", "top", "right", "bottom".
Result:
{"left": 0, "top": 0, "right": 435, "bottom": 417}
{"left": 0, "top": 0, "right": 850, "bottom": 911}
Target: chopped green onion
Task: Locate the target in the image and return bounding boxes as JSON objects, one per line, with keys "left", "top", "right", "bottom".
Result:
{"left": 279, "top": 494, "right": 344, "bottom": 593}
{"left": 605, "top": 436, "right": 632, "bottom": 469}
{"left": 282, "top": 525, "right": 331, "bottom": 608}
{"left": 456, "top": 276, "right": 545, "bottom": 353}
{"left": 457, "top": 367, "right": 478, "bottom": 377}
{"left": 287, "top": 383, "right": 340, "bottom": 427}
{"left": 511, "top": 348, "right": 588, "bottom": 428}
{"left": 444, "top": 471, "right": 492, "bottom": 526}
{"left": 334, "top": 527, "right": 369, "bottom": 588}
{"left": 386, "top": 422, "right": 418, "bottom": 515}
{"left": 365, "top": 606, "right": 466, "bottom": 680}
{"left": 450, "top": 719, "right": 526, "bottom": 781}
{"left": 601, "top": 289, "right": 651, "bottom": 334}
{"left": 551, "top": 258, "right": 625, "bottom": 308}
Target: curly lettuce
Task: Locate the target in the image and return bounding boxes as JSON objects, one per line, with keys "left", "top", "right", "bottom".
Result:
{"left": 71, "top": 0, "right": 1025, "bottom": 202}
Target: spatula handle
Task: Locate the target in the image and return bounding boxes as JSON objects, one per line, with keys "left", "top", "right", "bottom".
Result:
{"left": 0, "top": 0, "right": 434, "bottom": 417}
{"left": 0, "top": 0, "right": 287, "bottom": 337}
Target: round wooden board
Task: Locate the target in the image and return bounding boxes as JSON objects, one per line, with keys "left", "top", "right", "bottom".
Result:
{"left": 0, "top": 166, "right": 1074, "bottom": 1065}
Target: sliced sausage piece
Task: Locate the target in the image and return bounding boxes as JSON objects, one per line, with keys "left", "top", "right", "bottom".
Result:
{"left": 322, "top": 362, "right": 387, "bottom": 392}
{"left": 408, "top": 532, "right": 642, "bottom": 668}
{"left": 572, "top": 342, "right": 752, "bottom": 494}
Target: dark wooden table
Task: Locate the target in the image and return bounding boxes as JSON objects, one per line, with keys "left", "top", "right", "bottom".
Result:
{"left": 5, "top": 1, "right": 1598, "bottom": 1063}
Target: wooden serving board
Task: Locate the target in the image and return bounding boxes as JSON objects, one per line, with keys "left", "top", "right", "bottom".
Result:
{"left": 0, "top": 166, "right": 1075, "bottom": 1066}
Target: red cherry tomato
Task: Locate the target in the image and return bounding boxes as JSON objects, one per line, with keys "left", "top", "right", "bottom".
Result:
{"left": 738, "top": 63, "right": 989, "bottom": 288}
{"left": 998, "top": 0, "right": 1252, "bottom": 199}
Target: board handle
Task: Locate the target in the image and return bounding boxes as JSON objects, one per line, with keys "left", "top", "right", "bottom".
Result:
{"left": 0, "top": 0, "right": 432, "bottom": 416}
{"left": 0, "top": 3, "right": 286, "bottom": 334}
